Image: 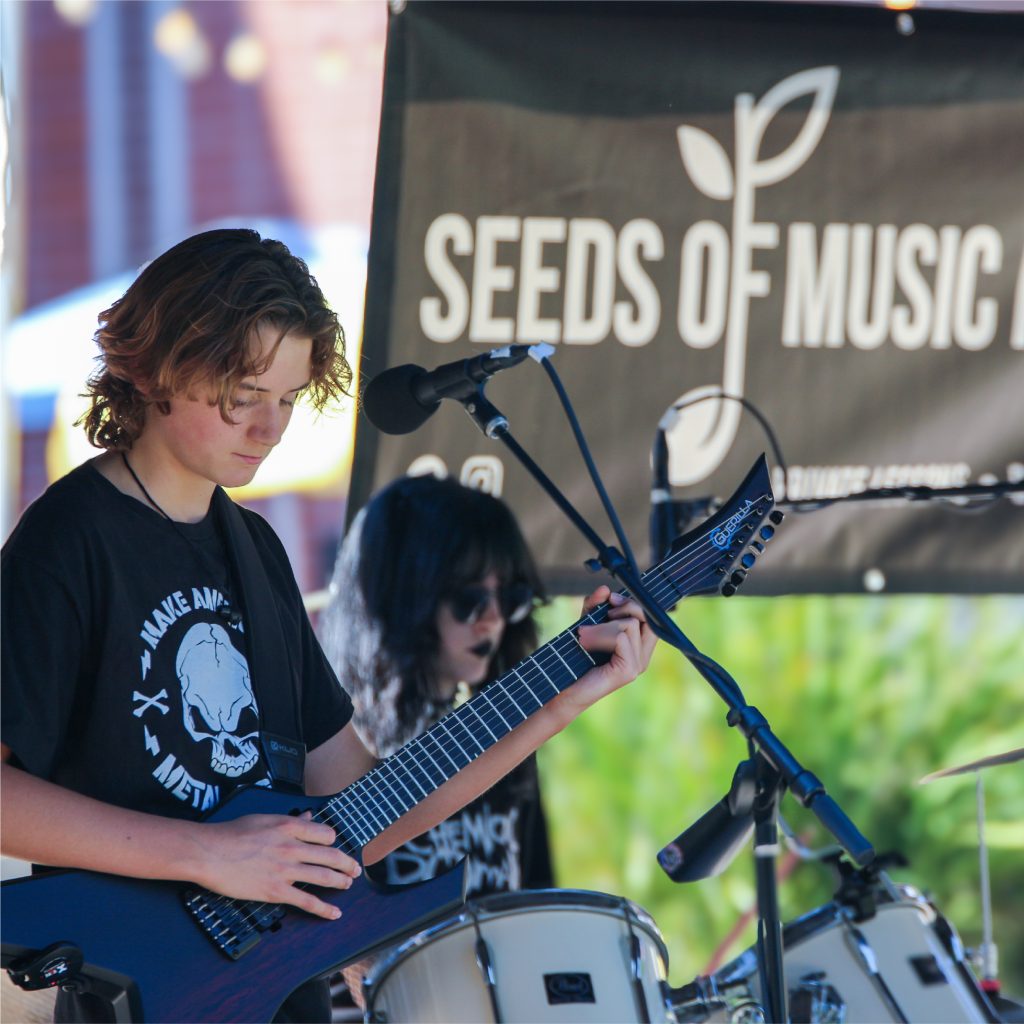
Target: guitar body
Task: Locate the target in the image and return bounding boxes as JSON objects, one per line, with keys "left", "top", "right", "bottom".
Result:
{"left": 1, "top": 787, "right": 466, "bottom": 1023}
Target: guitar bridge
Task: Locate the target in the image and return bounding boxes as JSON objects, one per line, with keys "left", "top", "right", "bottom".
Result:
{"left": 183, "top": 889, "right": 285, "bottom": 960}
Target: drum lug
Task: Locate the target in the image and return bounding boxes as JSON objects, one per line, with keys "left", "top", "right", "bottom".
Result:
{"left": 626, "top": 932, "right": 653, "bottom": 1023}
{"left": 788, "top": 972, "right": 846, "bottom": 1024}
{"left": 473, "top": 930, "right": 504, "bottom": 1022}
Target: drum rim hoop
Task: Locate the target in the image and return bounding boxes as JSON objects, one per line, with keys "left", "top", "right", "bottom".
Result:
{"left": 362, "top": 887, "right": 668, "bottom": 999}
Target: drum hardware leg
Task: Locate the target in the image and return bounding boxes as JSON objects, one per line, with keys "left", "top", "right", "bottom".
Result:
{"left": 841, "top": 921, "right": 909, "bottom": 1023}
{"left": 751, "top": 754, "right": 788, "bottom": 1024}
{"left": 469, "top": 907, "right": 503, "bottom": 1024}
{"left": 656, "top": 751, "right": 790, "bottom": 1024}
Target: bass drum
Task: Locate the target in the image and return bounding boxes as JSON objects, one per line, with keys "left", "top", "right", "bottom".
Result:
{"left": 676, "top": 884, "right": 1000, "bottom": 1023}
{"left": 362, "top": 889, "right": 675, "bottom": 1023}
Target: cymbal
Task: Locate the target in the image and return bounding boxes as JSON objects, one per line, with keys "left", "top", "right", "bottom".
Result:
{"left": 920, "top": 747, "right": 1024, "bottom": 784}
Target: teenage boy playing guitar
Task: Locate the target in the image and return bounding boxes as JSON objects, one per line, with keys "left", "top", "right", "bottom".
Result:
{"left": 1, "top": 228, "right": 655, "bottom": 1023}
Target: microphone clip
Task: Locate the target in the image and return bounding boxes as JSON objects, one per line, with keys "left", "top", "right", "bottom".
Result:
{"left": 461, "top": 387, "right": 510, "bottom": 440}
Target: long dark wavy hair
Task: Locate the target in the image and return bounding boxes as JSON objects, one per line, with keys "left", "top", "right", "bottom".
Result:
{"left": 320, "top": 475, "right": 546, "bottom": 756}
{"left": 79, "top": 228, "right": 351, "bottom": 450}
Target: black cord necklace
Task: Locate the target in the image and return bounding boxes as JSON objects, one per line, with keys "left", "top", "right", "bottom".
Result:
{"left": 121, "top": 452, "right": 243, "bottom": 627}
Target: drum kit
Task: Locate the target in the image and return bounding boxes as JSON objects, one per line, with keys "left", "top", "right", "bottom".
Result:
{"left": 357, "top": 747, "right": 1023, "bottom": 1024}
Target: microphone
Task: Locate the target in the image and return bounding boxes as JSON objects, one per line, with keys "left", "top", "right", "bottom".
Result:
{"left": 657, "top": 760, "right": 757, "bottom": 883}
{"left": 650, "top": 407, "right": 677, "bottom": 563}
{"left": 656, "top": 797, "right": 754, "bottom": 883}
{"left": 363, "top": 345, "right": 541, "bottom": 435}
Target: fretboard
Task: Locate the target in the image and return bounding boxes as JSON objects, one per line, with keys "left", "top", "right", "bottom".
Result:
{"left": 318, "top": 562, "right": 680, "bottom": 854}
{"left": 317, "top": 607, "right": 607, "bottom": 852}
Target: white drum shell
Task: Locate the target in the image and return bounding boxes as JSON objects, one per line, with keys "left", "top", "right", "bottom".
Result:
{"left": 700, "top": 888, "right": 994, "bottom": 1024}
{"left": 363, "top": 890, "right": 673, "bottom": 1024}
{"left": 777, "top": 899, "right": 988, "bottom": 1023}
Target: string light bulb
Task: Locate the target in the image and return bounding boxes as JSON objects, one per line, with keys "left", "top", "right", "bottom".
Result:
{"left": 224, "top": 32, "right": 267, "bottom": 84}
{"left": 154, "top": 8, "right": 212, "bottom": 80}
{"left": 53, "top": 0, "right": 97, "bottom": 26}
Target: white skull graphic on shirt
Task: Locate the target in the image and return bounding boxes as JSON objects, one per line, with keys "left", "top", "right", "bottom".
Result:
{"left": 175, "top": 622, "right": 260, "bottom": 778}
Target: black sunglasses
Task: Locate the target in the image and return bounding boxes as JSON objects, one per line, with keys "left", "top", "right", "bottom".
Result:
{"left": 446, "top": 582, "right": 534, "bottom": 625}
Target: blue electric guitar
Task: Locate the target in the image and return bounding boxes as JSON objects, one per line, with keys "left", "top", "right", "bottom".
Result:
{"left": 1, "top": 456, "right": 779, "bottom": 1022}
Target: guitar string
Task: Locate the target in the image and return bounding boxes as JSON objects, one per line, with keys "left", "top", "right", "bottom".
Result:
{"left": 197, "top": 500, "right": 771, "bottom": 930}
{"left": 326, "top": 492, "right": 770, "bottom": 841}
{"left": 324, "top": 532, "right": 708, "bottom": 834}
{"left": 199, "top": 501, "right": 769, "bottom": 931}
{"left": 315, "top": 497, "right": 769, "bottom": 845}
{"left": 201, "top": 506, "right": 764, "bottom": 933}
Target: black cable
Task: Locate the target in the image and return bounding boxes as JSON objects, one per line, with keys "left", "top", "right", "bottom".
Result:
{"left": 537, "top": 354, "right": 642, "bottom": 582}
{"left": 668, "top": 391, "right": 788, "bottom": 479}
{"left": 665, "top": 393, "right": 1019, "bottom": 516}
{"left": 531, "top": 355, "right": 748, "bottom": 705}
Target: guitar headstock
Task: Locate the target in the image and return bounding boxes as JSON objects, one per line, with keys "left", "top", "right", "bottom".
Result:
{"left": 657, "top": 455, "right": 782, "bottom": 602}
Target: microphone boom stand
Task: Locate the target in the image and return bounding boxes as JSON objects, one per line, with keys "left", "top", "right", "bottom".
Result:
{"left": 458, "top": 386, "right": 875, "bottom": 1024}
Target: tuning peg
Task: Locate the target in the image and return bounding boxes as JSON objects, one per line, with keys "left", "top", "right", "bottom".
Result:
{"left": 741, "top": 553, "right": 756, "bottom": 568}
{"left": 759, "top": 525, "right": 774, "bottom": 541}
{"left": 730, "top": 570, "right": 747, "bottom": 585}
{"left": 722, "top": 582, "right": 737, "bottom": 597}
{"left": 769, "top": 510, "right": 784, "bottom": 525}
{"left": 751, "top": 541, "right": 765, "bottom": 553}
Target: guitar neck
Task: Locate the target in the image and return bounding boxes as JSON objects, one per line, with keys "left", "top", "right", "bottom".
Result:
{"left": 319, "top": 590, "right": 638, "bottom": 852}
{"left": 317, "top": 482, "right": 767, "bottom": 854}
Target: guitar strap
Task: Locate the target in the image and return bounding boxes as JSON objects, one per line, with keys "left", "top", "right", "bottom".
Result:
{"left": 213, "top": 488, "right": 306, "bottom": 792}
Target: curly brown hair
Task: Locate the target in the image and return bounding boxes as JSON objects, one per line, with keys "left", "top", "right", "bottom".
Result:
{"left": 79, "top": 228, "right": 352, "bottom": 450}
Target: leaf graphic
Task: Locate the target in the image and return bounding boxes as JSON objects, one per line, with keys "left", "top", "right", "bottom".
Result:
{"left": 677, "top": 125, "right": 734, "bottom": 201}
{"left": 747, "top": 66, "right": 840, "bottom": 187}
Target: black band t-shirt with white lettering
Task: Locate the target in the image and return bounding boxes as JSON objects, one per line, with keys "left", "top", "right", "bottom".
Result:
{"left": 1, "top": 459, "right": 352, "bottom": 820}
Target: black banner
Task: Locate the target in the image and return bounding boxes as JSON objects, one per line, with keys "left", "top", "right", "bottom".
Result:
{"left": 353, "top": 1, "right": 1024, "bottom": 594}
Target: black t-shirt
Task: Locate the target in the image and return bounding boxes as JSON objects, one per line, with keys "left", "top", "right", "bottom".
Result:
{"left": 2, "top": 460, "right": 352, "bottom": 815}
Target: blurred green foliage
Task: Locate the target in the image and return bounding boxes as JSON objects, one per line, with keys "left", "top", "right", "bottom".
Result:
{"left": 536, "top": 594, "right": 1024, "bottom": 999}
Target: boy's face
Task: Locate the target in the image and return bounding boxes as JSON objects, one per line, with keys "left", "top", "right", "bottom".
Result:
{"left": 141, "top": 325, "right": 313, "bottom": 494}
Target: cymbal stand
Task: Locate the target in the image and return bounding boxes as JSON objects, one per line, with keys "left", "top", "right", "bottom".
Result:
{"left": 974, "top": 770, "right": 998, "bottom": 992}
